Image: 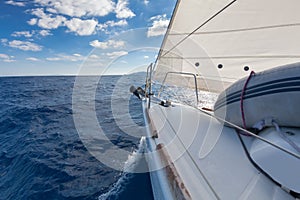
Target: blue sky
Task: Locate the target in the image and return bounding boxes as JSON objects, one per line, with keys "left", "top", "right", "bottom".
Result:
{"left": 0, "top": 0, "right": 176, "bottom": 76}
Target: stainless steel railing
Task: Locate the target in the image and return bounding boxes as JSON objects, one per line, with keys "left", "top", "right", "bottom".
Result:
{"left": 145, "top": 63, "right": 153, "bottom": 108}
{"left": 157, "top": 71, "right": 199, "bottom": 103}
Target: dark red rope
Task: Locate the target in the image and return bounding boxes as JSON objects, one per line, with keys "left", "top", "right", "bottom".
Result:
{"left": 240, "top": 71, "right": 255, "bottom": 135}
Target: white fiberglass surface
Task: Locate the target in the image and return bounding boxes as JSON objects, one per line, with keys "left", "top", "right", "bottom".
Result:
{"left": 148, "top": 103, "right": 293, "bottom": 199}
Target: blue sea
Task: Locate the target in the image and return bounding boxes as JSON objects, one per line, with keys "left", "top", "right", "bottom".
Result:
{"left": 0, "top": 74, "right": 154, "bottom": 200}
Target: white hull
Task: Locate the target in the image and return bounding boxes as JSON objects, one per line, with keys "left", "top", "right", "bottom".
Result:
{"left": 142, "top": 100, "right": 296, "bottom": 200}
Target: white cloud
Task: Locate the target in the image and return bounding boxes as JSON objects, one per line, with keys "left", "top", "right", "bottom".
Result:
{"left": 39, "top": 30, "right": 52, "bottom": 37}
{"left": 64, "top": 18, "right": 98, "bottom": 36}
{"left": 46, "top": 57, "right": 61, "bottom": 61}
{"left": 46, "top": 53, "right": 85, "bottom": 62}
{"left": 37, "top": 15, "right": 66, "bottom": 29}
{"left": 5, "top": 0, "right": 25, "bottom": 7}
{"left": 115, "top": 0, "right": 135, "bottom": 19}
{"left": 11, "top": 31, "right": 34, "bottom": 38}
{"left": 11, "top": 30, "right": 52, "bottom": 38}
{"left": 28, "top": 8, "right": 98, "bottom": 36}
{"left": 31, "top": 8, "right": 97, "bottom": 35}
{"left": 39, "top": 16, "right": 66, "bottom": 29}
{"left": 144, "top": 55, "right": 149, "bottom": 59}
{"left": 0, "top": 53, "right": 16, "bottom": 62}
{"left": 144, "top": 0, "right": 150, "bottom": 5}
{"left": 89, "top": 39, "right": 125, "bottom": 49}
{"left": 147, "top": 14, "right": 169, "bottom": 37}
{"left": 89, "top": 54, "right": 100, "bottom": 59}
{"left": 27, "top": 0, "right": 135, "bottom": 37}
{"left": 96, "top": 24, "right": 109, "bottom": 33}
{"left": 7, "top": 40, "right": 42, "bottom": 51}
{"left": 97, "top": 19, "right": 127, "bottom": 33}
{"left": 1, "top": 39, "right": 8, "bottom": 43}
{"left": 27, "top": 18, "right": 37, "bottom": 26}
{"left": 34, "top": 0, "right": 115, "bottom": 18}
{"left": 31, "top": 8, "right": 47, "bottom": 18}
{"left": 73, "top": 53, "right": 82, "bottom": 57}
{"left": 107, "top": 19, "right": 128, "bottom": 27}
{"left": 119, "top": 60, "right": 128, "bottom": 64}
{"left": 0, "top": 54, "right": 9, "bottom": 59}
{"left": 27, "top": 0, "right": 135, "bottom": 36}
{"left": 106, "top": 51, "right": 128, "bottom": 58}
{"left": 30, "top": 8, "right": 66, "bottom": 29}
{"left": 26, "top": 57, "right": 40, "bottom": 61}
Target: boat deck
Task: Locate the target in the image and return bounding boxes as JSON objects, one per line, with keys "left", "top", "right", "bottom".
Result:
{"left": 144, "top": 101, "right": 294, "bottom": 200}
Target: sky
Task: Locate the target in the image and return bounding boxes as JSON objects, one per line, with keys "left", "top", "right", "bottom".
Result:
{"left": 0, "top": 0, "right": 176, "bottom": 76}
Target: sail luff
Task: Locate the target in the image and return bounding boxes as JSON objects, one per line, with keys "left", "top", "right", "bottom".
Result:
{"left": 153, "top": 0, "right": 181, "bottom": 72}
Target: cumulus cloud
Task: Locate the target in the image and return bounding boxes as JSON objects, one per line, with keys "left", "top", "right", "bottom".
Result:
{"left": 27, "top": 18, "right": 37, "bottom": 26}
{"left": 46, "top": 53, "right": 85, "bottom": 62}
{"left": 107, "top": 19, "right": 128, "bottom": 27}
{"left": 11, "top": 30, "right": 52, "bottom": 38}
{"left": 64, "top": 18, "right": 98, "bottom": 36}
{"left": 147, "top": 14, "right": 169, "bottom": 37}
{"left": 106, "top": 51, "right": 128, "bottom": 58}
{"left": 6, "top": 40, "right": 42, "bottom": 51}
{"left": 24, "top": 0, "right": 136, "bottom": 37}
{"left": 5, "top": 0, "right": 25, "bottom": 7}
{"left": 39, "top": 30, "right": 52, "bottom": 37}
{"left": 37, "top": 16, "right": 66, "bottom": 29}
{"left": 115, "top": 0, "right": 135, "bottom": 19}
{"left": 32, "top": 0, "right": 135, "bottom": 19}
{"left": 0, "top": 53, "right": 15, "bottom": 62}
{"left": 144, "top": 55, "right": 149, "bottom": 59}
{"left": 97, "top": 19, "right": 127, "bottom": 33}
{"left": 0, "top": 54, "right": 10, "bottom": 59}
{"left": 34, "top": 0, "right": 115, "bottom": 18}
{"left": 29, "top": 8, "right": 99, "bottom": 35}
{"left": 144, "top": 0, "right": 150, "bottom": 5}
{"left": 27, "top": 0, "right": 135, "bottom": 36}
{"left": 1, "top": 39, "right": 8, "bottom": 44}
{"left": 46, "top": 57, "right": 61, "bottom": 61}
{"left": 73, "top": 53, "right": 82, "bottom": 57}
{"left": 31, "top": 8, "right": 66, "bottom": 29}
{"left": 26, "top": 57, "right": 40, "bottom": 61}
{"left": 89, "top": 54, "right": 100, "bottom": 59}
{"left": 89, "top": 39, "right": 125, "bottom": 49}
{"left": 11, "top": 31, "right": 34, "bottom": 38}
{"left": 31, "top": 8, "right": 47, "bottom": 18}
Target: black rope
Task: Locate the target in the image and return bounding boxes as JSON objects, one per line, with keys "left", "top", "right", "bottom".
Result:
{"left": 236, "top": 130, "right": 300, "bottom": 197}
{"left": 235, "top": 130, "right": 283, "bottom": 190}
{"left": 161, "top": 0, "right": 237, "bottom": 57}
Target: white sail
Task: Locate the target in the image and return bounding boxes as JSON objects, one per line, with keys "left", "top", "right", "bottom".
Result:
{"left": 154, "top": 0, "right": 300, "bottom": 92}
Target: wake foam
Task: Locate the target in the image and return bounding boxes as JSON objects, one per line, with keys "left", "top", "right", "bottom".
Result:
{"left": 158, "top": 84, "right": 218, "bottom": 109}
{"left": 98, "top": 137, "right": 146, "bottom": 200}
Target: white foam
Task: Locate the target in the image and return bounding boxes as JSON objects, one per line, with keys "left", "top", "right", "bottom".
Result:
{"left": 123, "top": 136, "right": 146, "bottom": 173}
{"left": 159, "top": 84, "right": 218, "bottom": 109}
{"left": 98, "top": 137, "right": 146, "bottom": 200}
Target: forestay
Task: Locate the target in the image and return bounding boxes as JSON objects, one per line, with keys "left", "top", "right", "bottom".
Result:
{"left": 154, "top": 0, "right": 300, "bottom": 93}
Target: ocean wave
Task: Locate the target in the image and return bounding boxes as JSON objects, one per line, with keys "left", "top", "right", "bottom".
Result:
{"left": 0, "top": 75, "right": 152, "bottom": 200}
{"left": 98, "top": 137, "right": 148, "bottom": 200}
